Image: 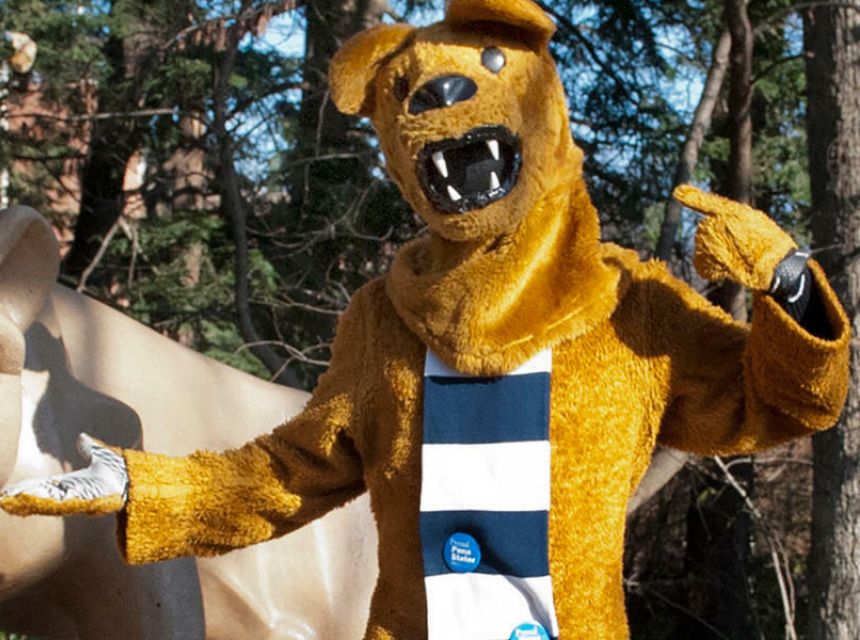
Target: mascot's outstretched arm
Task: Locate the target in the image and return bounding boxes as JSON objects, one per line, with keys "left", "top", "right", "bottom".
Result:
{"left": 651, "top": 185, "right": 849, "bottom": 455}
{"left": 0, "top": 289, "right": 371, "bottom": 565}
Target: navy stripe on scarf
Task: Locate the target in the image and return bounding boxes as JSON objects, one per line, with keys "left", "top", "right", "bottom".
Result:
{"left": 420, "top": 349, "right": 559, "bottom": 640}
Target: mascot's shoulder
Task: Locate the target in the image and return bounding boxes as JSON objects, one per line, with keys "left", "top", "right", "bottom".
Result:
{"left": 598, "top": 240, "right": 698, "bottom": 314}
{"left": 340, "top": 276, "right": 410, "bottom": 342}
{"left": 599, "top": 241, "right": 676, "bottom": 285}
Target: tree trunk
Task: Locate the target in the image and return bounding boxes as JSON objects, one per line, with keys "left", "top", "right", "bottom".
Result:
{"left": 63, "top": 1, "right": 185, "bottom": 282}
{"left": 62, "top": 35, "right": 140, "bottom": 281}
{"left": 726, "top": 0, "right": 753, "bottom": 206}
{"left": 708, "top": 3, "right": 756, "bottom": 633}
{"left": 657, "top": 29, "right": 731, "bottom": 264}
{"left": 168, "top": 111, "right": 208, "bottom": 211}
{"left": 289, "top": 0, "right": 388, "bottom": 218}
{"left": 710, "top": 0, "right": 754, "bottom": 322}
{"left": 297, "top": 0, "right": 387, "bottom": 149}
{"left": 804, "top": 5, "right": 860, "bottom": 639}
{"left": 678, "top": 3, "right": 757, "bottom": 636}
{"left": 213, "top": 14, "right": 301, "bottom": 388}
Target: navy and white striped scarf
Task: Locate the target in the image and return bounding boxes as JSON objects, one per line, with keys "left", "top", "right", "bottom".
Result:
{"left": 420, "top": 349, "right": 558, "bottom": 640}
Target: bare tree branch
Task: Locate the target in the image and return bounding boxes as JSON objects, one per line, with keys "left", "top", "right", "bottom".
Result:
{"left": 234, "top": 340, "right": 331, "bottom": 370}
{"left": 714, "top": 457, "right": 799, "bottom": 640}
{"left": 623, "top": 578, "right": 735, "bottom": 640}
{"left": 752, "top": 53, "right": 804, "bottom": 83}
{"left": 76, "top": 215, "right": 126, "bottom": 292}
{"left": 754, "top": 1, "right": 860, "bottom": 35}
{"left": 213, "top": 3, "right": 301, "bottom": 388}
{"left": 656, "top": 29, "right": 732, "bottom": 262}
{"left": 231, "top": 80, "right": 307, "bottom": 116}
{"left": 165, "top": 0, "right": 298, "bottom": 52}
{"left": 536, "top": 1, "right": 642, "bottom": 106}
{"left": 627, "top": 447, "right": 691, "bottom": 515}
{"left": 7, "top": 108, "right": 179, "bottom": 123}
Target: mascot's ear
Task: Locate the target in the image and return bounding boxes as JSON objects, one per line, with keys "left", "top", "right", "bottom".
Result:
{"left": 445, "top": 0, "right": 556, "bottom": 47}
{"left": 329, "top": 23, "right": 416, "bottom": 116}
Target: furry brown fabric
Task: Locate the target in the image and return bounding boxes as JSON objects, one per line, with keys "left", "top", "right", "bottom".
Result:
{"left": 113, "top": 256, "right": 846, "bottom": 640}
{"left": 2, "top": 1, "right": 850, "bottom": 638}
{"left": 675, "top": 184, "right": 799, "bottom": 290}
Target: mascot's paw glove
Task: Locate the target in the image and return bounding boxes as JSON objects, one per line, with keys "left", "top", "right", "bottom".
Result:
{"left": 673, "top": 184, "right": 797, "bottom": 291}
{"left": 0, "top": 433, "right": 128, "bottom": 516}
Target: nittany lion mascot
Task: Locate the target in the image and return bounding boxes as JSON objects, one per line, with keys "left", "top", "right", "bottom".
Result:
{"left": 1, "top": 1, "right": 849, "bottom": 638}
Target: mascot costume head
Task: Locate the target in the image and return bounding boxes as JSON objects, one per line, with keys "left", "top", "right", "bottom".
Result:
{"left": 331, "top": 0, "right": 570, "bottom": 240}
{"left": 330, "top": 0, "right": 623, "bottom": 375}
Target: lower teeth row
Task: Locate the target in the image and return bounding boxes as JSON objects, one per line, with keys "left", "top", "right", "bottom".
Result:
{"left": 444, "top": 171, "right": 501, "bottom": 203}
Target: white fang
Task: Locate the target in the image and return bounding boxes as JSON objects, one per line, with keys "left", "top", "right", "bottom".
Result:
{"left": 447, "top": 185, "right": 462, "bottom": 202}
{"left": 490, "top": 171, "right": 501, "bottom": 190}
{"left": 432, "top": 151, "right": 449, "bottom": 178}
{"left": 487, "top": 139, "right": 500, "bottom": 160}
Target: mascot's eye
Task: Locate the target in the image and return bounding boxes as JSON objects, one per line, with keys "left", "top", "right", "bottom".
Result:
{"left": 393, "top": 76, "right": 410, "bottom": 102}
{"left": 481, "top": 47, "right": 506, "bottom": 74}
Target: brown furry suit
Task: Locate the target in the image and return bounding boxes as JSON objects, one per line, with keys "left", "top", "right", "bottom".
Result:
{"left": 2, "top": 1, "right": 850, "bottom": 638}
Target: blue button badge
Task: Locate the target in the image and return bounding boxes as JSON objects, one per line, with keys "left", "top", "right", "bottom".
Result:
{"left": 444, "top": 532, "right": 481, "bottom": 573}
{"left": 509, "top": 622, "right": 550, "bottom": 640}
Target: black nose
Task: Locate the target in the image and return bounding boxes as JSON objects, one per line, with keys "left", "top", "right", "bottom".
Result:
{"left": 409, "top": 75, "right": 478, "bottom": 115}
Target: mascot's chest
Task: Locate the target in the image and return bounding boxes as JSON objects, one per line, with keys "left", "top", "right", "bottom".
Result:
{"left": 362, "top": 314, "right": 658, "bottom": 638}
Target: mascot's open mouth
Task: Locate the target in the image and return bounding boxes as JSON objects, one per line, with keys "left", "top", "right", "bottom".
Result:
{"left": 417, "top": 125, "right": 522, "bottom": 214}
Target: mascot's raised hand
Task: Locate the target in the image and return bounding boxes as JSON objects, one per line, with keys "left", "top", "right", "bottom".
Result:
{"left": 675, "top": 184, "right": 818, "bottom": 327}
{"left": 0, "top": 433, "right": 128, "bottom": 515}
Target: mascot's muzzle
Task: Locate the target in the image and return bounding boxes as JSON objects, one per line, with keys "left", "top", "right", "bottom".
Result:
{"left": 417, "top": 125, "right": 522, "bottom": 214}
{"left": 407, "top": 74, "right": 522, "bottom": 214}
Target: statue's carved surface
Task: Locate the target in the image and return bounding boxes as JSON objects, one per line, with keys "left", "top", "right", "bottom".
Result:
{"left": 0, "top": 206, "right": 378, "bottom": 639}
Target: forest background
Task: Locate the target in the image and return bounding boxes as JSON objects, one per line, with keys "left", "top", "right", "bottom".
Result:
{"left": 0, "top": 0, "right": 858, "bottom": 638}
